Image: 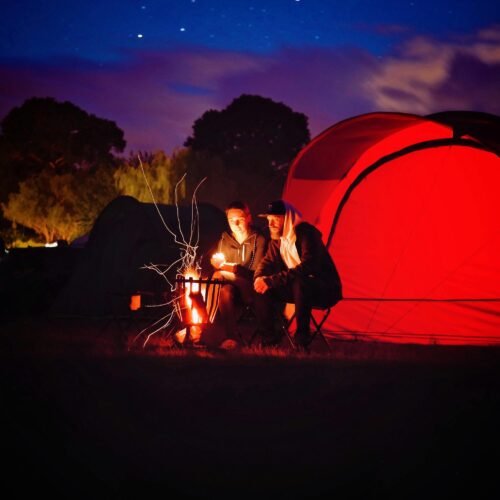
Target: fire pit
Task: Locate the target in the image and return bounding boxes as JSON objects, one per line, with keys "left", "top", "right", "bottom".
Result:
{"left": 174, "top": 274, "right": 224, "bottom": 345}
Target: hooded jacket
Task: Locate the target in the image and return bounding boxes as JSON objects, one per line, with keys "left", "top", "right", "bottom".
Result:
{"left": 254, "top": 221, "right": 342, "bottom": 304}
{"left": 213, "top": 228, "right": 268, "bottom": 281}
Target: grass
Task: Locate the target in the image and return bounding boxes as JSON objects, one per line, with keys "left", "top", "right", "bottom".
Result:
{"left": 2, "top": 315, "right": 500, "bottom": 498}
{"left": 4, "top": 313, "right": 500, "bottom": 365}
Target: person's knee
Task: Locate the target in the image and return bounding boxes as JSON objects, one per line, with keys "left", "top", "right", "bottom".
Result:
{"left": 220, "top": 285, "right": 236, "bottom": 304}
{"left": 252, "top": 290, "right": 270, "bottom": 310}
{"left": 291, "top": 275, "right": 307, "bottom": 297}
{"left": 212, "top": 271, "right": 224, "bottom": 280}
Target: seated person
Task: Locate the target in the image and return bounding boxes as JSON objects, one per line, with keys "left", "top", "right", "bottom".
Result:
{"left": 209, "top": 201, "right": 267, "bottom": 350}
{"left": 253, "top": 199, "right": 342, "bottom": 349}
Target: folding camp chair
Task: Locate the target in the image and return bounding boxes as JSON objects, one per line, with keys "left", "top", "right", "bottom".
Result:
{"left": 234, "top": 304, "right": 259, "bottom": 347}
{"left": 246, "top": 303, "right": 308, "bottom": 350}
{"left": 279, "top": 304, "right": 333, "bottom": 351}
{"left": 244, "top": 300, "right": 333, "bottom": 351}
{"left": 244, "top": 303, "right": 294, "bottom": 348}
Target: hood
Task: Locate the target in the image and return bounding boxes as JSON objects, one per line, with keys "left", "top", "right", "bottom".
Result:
{"left": 281, "top": 202, "right": 303, "bottom": 244}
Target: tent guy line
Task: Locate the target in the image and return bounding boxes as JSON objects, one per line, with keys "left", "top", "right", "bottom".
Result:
{"left": 342, "top": 298, "right": 500, "bottom": 302}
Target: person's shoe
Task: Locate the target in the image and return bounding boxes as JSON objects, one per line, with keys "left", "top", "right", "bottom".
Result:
{"left": 219, "top": 338, "right": 240, "bottom": 351}
{"left": 294, "top": 330, "right": 312, "bottom": 350}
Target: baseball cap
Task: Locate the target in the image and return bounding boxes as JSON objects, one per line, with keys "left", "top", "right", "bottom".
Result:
{"left": 258, "top": 200, "right": 287, "bottom": 217}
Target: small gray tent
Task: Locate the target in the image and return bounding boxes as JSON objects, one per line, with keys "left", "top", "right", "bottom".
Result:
{"left": 51, "top": 196, "right": 227, "bottom": 317}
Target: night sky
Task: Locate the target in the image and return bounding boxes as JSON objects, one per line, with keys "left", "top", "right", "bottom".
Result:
{"left": 1, "top": 0, "right": 499, "bottom": 153}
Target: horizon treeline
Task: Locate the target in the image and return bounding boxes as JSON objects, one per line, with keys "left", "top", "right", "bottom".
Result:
{"left": 0, "top": 95, "right": 310, "bottom": 247}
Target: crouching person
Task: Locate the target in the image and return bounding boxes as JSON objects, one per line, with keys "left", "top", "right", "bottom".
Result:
{"left": 209, "top": 201, "right": 267, "bottom": 350}
{"left": 253, "top": 200, "right": 342, "bottom": 349}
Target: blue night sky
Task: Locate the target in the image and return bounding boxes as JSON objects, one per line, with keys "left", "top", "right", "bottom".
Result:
{"left": 1, "top": 0, "right": 499, "bottom": 152}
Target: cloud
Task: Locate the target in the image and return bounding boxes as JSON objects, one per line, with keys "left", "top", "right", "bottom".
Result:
{"left": 1, "top": 26, "right": 499, "bottom": 152}
{"left": 365, "top": 26, "right": 500, "bottom": 115}
{"left": 0, "top": 49, "right": 267, "bottom": 153}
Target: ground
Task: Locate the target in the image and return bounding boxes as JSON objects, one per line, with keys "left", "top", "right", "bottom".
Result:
{"left": 2, "top": 316, "right": 500, "bottom": 499}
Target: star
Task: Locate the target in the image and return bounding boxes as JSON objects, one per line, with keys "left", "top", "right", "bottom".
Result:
{"left": 137, "top": 34, "right": 143, "bottom": 38}
{"left": 180, "top": 27, "right": 186, "bottom": 32}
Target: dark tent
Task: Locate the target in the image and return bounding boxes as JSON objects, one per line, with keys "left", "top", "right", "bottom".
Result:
{"left": 51, "top": 196, "right": 227, "bottom": 317}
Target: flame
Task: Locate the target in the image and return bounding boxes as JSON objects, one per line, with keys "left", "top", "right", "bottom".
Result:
{"left": 184, "top": 269, "right": 202, "bottom": 324}
{"left": 174, "top": 269, "right": 207, "bottom": 344}
{"left": 192, "top": 307, "right": 200, "bottom": 324}
{"left": 175, "top": 325, "right": 202, "bottom": 344}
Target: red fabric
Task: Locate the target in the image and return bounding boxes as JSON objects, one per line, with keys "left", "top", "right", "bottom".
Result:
{"left": 284, "top": 113, "right": 500, "bottom": 345}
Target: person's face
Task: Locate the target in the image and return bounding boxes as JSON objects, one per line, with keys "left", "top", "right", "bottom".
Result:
{"left": 227, "top": 208, "right": 250, "bottom": 236}
{"left": 267, "top": 215, "right": 285, "bottom": 239}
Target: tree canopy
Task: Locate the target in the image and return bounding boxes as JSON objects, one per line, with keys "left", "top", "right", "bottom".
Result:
{"left": 113, "top": 151, "right": 186, "bottom": 204}
{"left": 185, "top": 94, "right": 310, "bottom": 174}
{"left": 184, "top": 94, "right": 310, "bottom": 212}
{"left": 0, "top": 97, "right": 126, "bottom": 245}
{"left": 1, "top": 97, "right": 125, "bottom": 171}
{"left": 0, "top": 94, "right": 312, "bottom": 245}
{"left": 1, "top": 167, "right": 119, "bottom": 244}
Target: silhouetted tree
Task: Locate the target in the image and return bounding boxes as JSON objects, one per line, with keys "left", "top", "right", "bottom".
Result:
{"left": 0, "top": 97, "right": 126, "bottom": 245}
{"left": 184, "top": 94, "right": 310, "bottom": 210}
{"left": 185, "top": 94, "right": 310, "bottom": 174}
{"left": 1, "top": 97, "right": 125, "bottom": 171}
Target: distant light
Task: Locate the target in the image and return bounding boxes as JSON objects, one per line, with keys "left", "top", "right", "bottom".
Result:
{"left": 137, "top": 33, "right": 143, "bottom": 38}
{"left": 45, "top": 242, "right": 58, "bottom": 248}
{"left": 180, "top": 27, "right": 186, "bottom": 32}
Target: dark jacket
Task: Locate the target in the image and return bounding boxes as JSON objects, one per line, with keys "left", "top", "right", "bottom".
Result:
{"left": 213, "top": 228, "right": 268, "bottom": 281}
{"left": 254, "top": 222, "right": 342, "bottom": 301}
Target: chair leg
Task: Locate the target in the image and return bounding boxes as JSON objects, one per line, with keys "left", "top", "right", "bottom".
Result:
{"left": 279, "top": 313, "right": 296, "bottom": 349}
{"left": 248, "top": 314, "right": 296, "bottom": 349}
{"left": 283, "top": 307, "right": 332, "bottom": 351}
{"left": 310, "top": 309, "right": 332, "bottom": 350}
{"left": 236, "top": 305, "right": 257, "bottom": 347}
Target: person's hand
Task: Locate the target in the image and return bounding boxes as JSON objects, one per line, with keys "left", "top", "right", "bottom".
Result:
{"left": 254, "top": 276, "right": 269, "bottom": 294}
{"left": 211, "top": 252, "right": 225, "bottom": 269}
{"left": 222, "top": 263, "right": 237, "bottom": 274}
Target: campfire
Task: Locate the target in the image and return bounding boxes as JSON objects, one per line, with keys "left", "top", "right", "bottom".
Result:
{"left": 175, "top": 270, "right": 221, "bottom": 345}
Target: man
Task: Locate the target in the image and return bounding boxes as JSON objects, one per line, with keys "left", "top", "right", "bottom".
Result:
{"left": 253, "top": 199, "right": 342, "bottom": 349}
{"left": 209, "top": 201, "right": 267, "bottom": 350}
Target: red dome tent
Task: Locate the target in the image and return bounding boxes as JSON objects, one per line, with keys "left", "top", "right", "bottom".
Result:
{"left": 283, "top": 112, "right": 500, "bottom": 345}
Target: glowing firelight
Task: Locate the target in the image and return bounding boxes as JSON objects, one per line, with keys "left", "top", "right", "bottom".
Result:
{"left": 174, "top": 268, "right": 207, "bottom": 344}
{"left": 129, "top": 156, "right": 209, "bottom": 349}
{"left": 212, "top": 252, "right": 225, "bottom": 266}
{"left": 184, "top": 269, "right": 203, "bottom": 324}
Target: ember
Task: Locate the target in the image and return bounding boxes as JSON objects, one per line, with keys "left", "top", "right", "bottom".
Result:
{"left": 129, "top": 294, "right": 141, "bottom": 311}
